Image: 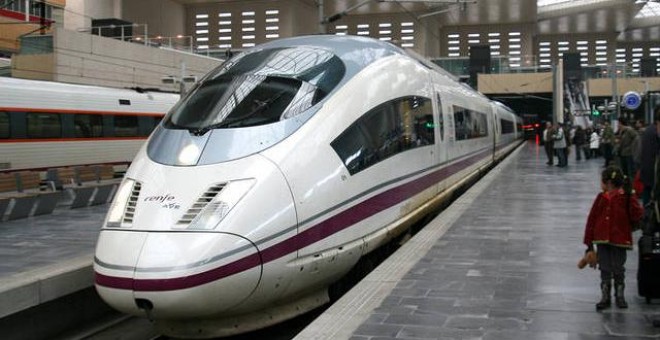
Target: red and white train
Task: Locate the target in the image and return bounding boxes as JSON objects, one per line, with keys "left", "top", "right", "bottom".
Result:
{"left": 93, "top": 35, "right": 523, "bottom": 338}
{"left": 0, "top": 77, "right": 179, "bottom": 171}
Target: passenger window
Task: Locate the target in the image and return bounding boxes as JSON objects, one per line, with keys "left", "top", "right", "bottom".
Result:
{"left": 74, "top": 114, "right": 104, "bottom": 138}
{"left": 500, "top": 119, "right": 514, "bottom": 134}
{"left": 453, "top": 106, "right": 488, "bottom": 141}
{"left": 139, "top": 116, "right": 162, "bottom": 136}
{"left": 0, "top": 112, "right": 9, "bottom": 138}
{"left": 152, "top": 116, "right": 161, "bottom": 129}
{"left": 331, "top": 123, "right": 372, "bottom": 175}
{"left": 27, "top": 112, "right": 61, "bottom": 138}
{"left": 331, "top": 96, "right": 434, "bottom": 175}
{"left": 114, "top": 115, "right": 139, "bottom": 137}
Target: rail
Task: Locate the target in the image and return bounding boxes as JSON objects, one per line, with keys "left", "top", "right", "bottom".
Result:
{"left": 76, "top": 23, "right": 194, "bottom": 54}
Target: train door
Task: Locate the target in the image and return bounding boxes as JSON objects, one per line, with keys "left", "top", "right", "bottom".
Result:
{"left": 432, "top": 88, "right": 447, "bottom": 167}
{"left": 490, "top": 103, "right": 500, "bottom": 161}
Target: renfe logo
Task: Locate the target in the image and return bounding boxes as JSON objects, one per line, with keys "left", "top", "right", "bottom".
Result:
{"left": 144, "top": 194, "right": 175, "bottom": 203}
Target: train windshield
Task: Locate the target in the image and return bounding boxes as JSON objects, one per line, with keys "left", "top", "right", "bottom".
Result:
{"left": 164, "top": 47, "right": 345, "bottom": 134}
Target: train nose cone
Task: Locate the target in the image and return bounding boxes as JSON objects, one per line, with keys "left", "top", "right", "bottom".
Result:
{"left": 95, "top": 231, "right": 262, "bottom": 319}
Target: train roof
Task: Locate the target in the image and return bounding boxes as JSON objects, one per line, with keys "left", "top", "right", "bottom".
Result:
{"left": 0, "top": 77, "right": 176, "bottom": 97}
{"left": 0, "top": 77, "right": 179, "bottom": 114}
{"left": 249, "top": 35, "right": 495, "bottom": 104}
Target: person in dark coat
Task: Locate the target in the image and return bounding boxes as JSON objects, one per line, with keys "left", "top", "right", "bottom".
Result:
{"left": 616, "top": 117, "right": 639, "bottom": 179}
{"left": 573, "top": 125, "right": 586, "bottom": 161}
{"left": 640, "top": 107, "right": 660, "bottom": 206}
{"left": 553, "top": 122, "right": 568, "bottom": 167}
{"left": 542, "top": 121, "right": 554, "bottom": 165}
{"left": 601, "top": 122, "right": 615, "bottom": 167}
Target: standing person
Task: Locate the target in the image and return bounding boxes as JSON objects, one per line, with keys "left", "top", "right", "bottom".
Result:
{"left": 601, "top": 121, "right": 615, "bottom": 167}
{"left": 590, "top": 128, "right": 600, "bottom": 159}
{"left": 583, "top": 166, "right": 644, "bottom": 310}
{"left": 640, "top": 108, "right": 660, "bottom": 206}
{"left": 573, "top": 125, "right": 586, "bottom": 161}
{"left": 553, "top": 123, "right": 567, "bottom": 167}
{"left": 617, "top": 117, "right": 639, "bottom": 179}
{"left": 647, "top": 109, "right": 660, "bottom": 329}
{"left": 633, "top": 120, "right": 645, "bottom": 172}
{"left": 543, "top": 121, "right": 555, "bottom": 165}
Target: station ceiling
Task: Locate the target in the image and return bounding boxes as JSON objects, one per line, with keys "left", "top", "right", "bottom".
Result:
{"left": 171, "top": 0, "right": 660, "bottom": 41}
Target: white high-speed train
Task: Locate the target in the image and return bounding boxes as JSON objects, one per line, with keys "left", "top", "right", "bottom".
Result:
{"left": 0, "top": 77, "right": 179, "bottom": 171}
{"left": 94, "top": 35, "right": 522, "bottom": 338}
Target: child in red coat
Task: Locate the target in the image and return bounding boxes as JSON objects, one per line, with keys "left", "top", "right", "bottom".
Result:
{"left": 583, "top": 166, "right": 643, "bottom": 310}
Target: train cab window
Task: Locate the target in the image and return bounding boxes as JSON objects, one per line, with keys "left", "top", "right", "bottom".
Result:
{"left": 453, "top": 106, "right": 488, "bottom": 141}
{"left": 0, "top": 112, "right": 8, "bottom": 138}
{"left": 74, "top": 114, "right": 103, "bottom": 138}
{"left": 164, "top": 46, "right": 345, "bottom": 133}
{"left": 332, "top": 96, "right": 434, "bottom": 175}
{"left": 500, "top": 119, "right": 514, "bottom": 134}
{"left": 27, "top": 112, "right": 61, "bottom": 138}
{"left": 114, "top": 115, "right": 139, "bottom": 137}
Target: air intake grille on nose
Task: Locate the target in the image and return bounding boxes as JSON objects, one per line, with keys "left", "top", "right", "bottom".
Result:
{"left": 176, "top": 184, "right": 226, "bottom": 226}
{"left": 123, "top": 181, "right": 141, "bottom": 225}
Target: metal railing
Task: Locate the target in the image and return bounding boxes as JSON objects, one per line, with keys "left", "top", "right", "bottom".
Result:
{"left": 77, "top": 24, "right": 194, "bottom": 54}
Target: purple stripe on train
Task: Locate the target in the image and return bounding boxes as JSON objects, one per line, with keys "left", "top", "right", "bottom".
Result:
{"left": 95, "top": 147, "right": 495, "bottom": 291}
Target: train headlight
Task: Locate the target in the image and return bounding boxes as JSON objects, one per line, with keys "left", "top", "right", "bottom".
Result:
{"left": 188, "top": 179, "right": 255, "bottom": 230}
{"left": 106, "top": 179, "right": 137, "bottom": 228}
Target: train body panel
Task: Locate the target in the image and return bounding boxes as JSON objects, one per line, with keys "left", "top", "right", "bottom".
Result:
{"left": 92, "top": 35, "right": 523, "bottom": 337}
{"left": 262, "top": 54, "right": 436, "bottom": 259}
{"left": 96, "top": 231, "right": 263, "bottom": 318}
{"left": 491, "top": 101, "right": 522, "bottom": 159}
{"left": 1, "top": 139, "right": 145, "bottom": 170}
{"left": 95, "top": 148, "right": 301, "bottom": 317}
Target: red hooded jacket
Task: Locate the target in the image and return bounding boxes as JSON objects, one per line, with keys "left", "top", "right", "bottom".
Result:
{"left": 583, "top": 189, "right": 644, "bottom": 249}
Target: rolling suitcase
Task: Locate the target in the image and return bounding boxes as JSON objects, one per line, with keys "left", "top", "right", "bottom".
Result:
{"left": 638, "top": 232, "right": 660, "bottom": 303}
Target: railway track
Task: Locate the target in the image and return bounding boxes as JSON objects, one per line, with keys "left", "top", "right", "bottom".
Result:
{"left": 67, "top": 306, "right": 325, "bottom": 340}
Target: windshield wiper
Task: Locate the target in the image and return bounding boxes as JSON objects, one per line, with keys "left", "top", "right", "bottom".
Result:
{"left": 188, "top": 91, "right": 287, "bottom": 136}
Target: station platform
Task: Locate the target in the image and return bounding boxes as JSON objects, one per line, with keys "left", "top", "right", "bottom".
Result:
{"left": 296, "top": 141, "right": 660, "bottom": 340}
{"left": 0, "top": 202, "right": 106, "bottom": 319}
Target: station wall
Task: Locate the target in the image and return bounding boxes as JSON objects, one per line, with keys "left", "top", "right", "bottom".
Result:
{"left": 478, "top": 72, "right": 660, "bottom": 98}
{"left": 122, "top": 0, "right": 186, "bottom": 39}
{"left": 12, "top": 28, "right": 220, "bottom": 91}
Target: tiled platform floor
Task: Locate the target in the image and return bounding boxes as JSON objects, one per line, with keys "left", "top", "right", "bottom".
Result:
{"left": 0, "top": 201, "right": 106, "bottom": 318}
{"left": 296, "top": 141, "right": 660, "bottom": 340}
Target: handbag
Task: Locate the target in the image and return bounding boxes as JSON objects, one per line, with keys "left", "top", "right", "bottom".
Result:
{"left": 639, "top": 233, "right": 660, "bottom": 256}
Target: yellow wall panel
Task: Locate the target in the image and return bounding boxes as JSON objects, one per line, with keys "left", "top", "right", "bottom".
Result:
{"left": 46, "top": 0, "right": 66, "bottom": 8}
{"left": 12, "top": 54, "right": 55, "bottom": 81}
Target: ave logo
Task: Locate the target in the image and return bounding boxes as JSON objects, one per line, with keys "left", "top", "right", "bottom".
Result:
{"left": 144, "top": 194, "right": 180, "bottom": 209}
